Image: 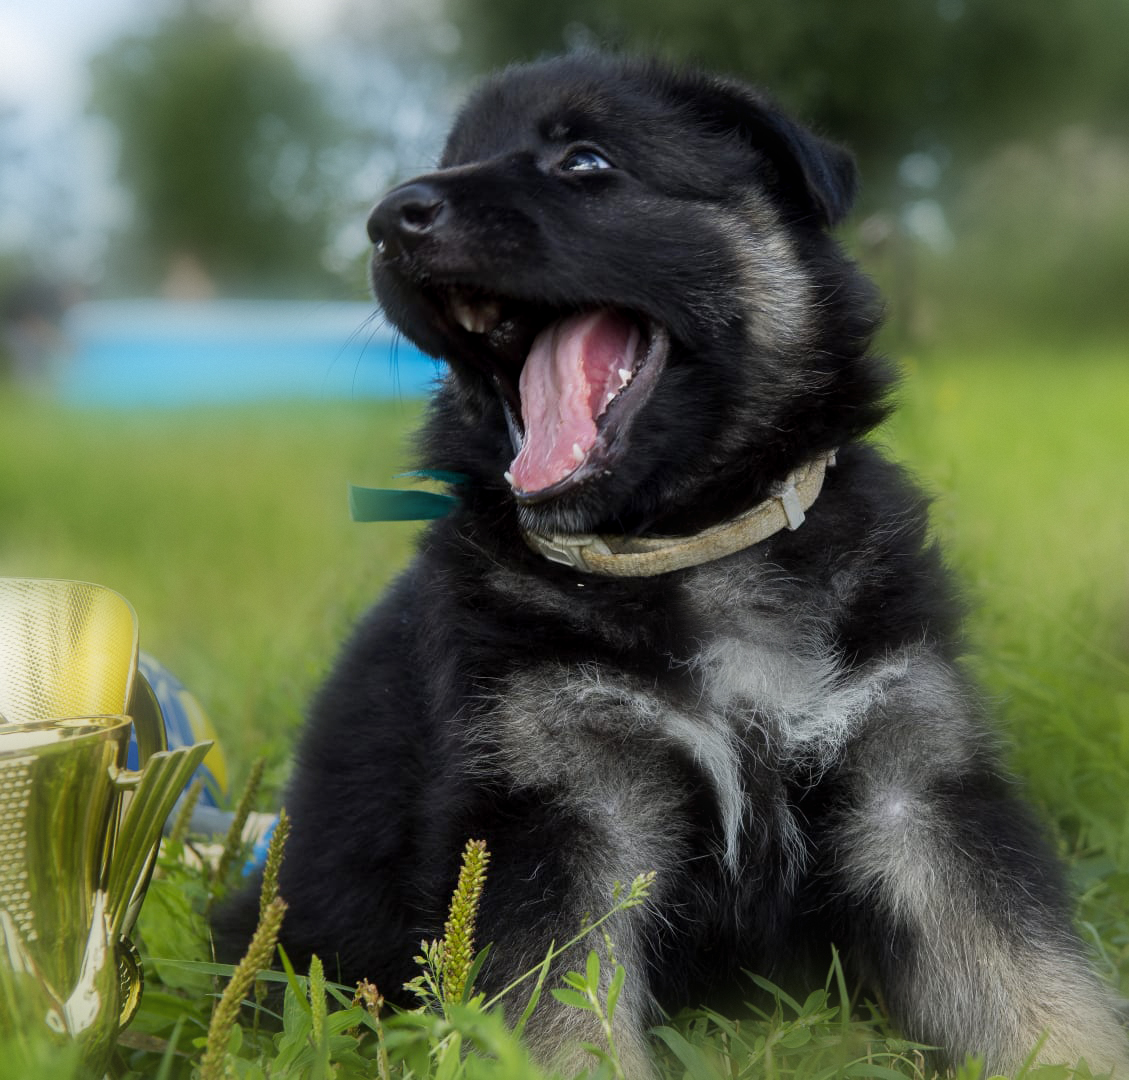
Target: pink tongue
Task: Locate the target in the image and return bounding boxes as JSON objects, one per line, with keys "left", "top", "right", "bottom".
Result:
{"left": 509, "top": 310, "right": 640, "bottom": 494}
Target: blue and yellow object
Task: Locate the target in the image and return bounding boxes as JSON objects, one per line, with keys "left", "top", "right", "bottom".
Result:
{"left": 131, "top": 653, "right": 279, "bottom": 871}
{"left": 129, "top": 653, "right": 229, "bottom": 807}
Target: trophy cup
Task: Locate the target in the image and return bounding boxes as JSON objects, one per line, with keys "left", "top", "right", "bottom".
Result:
{"left": 0, "top": 578, "right": 211, "bottom": 1077}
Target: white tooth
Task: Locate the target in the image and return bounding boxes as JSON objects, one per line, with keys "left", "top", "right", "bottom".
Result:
{"left": 605, "top": 392, "right": 616, "bottom": 404}
{"left": 503, "top": 470, "right": 515, "bottom": 486}
{"left": 452, "top": 298, "right": 502, "bottom": 335}
{"left": 452, "top": 300, "right": 477, "bottom": 333}
{"left": 617, "top": 368, "right": 632, "bottom": 387}
{"left": 572, "top": 443, "right": 584, "bottom": 463}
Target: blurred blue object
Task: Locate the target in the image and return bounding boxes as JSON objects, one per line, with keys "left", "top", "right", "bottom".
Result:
{"left": 131, "top": 652, "right": 229, "bottom": 806}
{"left": 131, "top": 653, "right": 279, "bottom": 871}
{"left": 246, "top": 815, "right": 280, "bottom": 876}
{"left": 57, "top": 299, "right": 443, "bottom": 407}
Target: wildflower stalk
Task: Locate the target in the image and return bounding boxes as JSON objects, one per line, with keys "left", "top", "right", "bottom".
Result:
{"left": 254, "top": 808, "right": 290, "bottom": 1033}
{"left": 441, "top": 838, "right": 490, "bottom": 1005}
{"left": 353, "top": 980, "right": 390, "bottom": 1080}
{"left": 258, "top": 806, "right": 290, "bottom": 920}
{"left": 210, "top": 756, "right": 265, "bottom": 900}
{"left": 199, "top": 895, "right": 286, "bottom": 1080}
{"left": 405, "top": 838, "right": 491, "bottom": 1011}
{"left": 309, "top": 953, "right": 327, "bottom": 1045}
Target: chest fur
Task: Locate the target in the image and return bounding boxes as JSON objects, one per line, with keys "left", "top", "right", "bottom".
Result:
{"left": 489, "top": 624, "right": 910, "bottom": 873}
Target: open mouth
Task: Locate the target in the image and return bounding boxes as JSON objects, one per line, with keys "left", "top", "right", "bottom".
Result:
{"left": 439, "top": 288, "right": 669, "bottom": 504}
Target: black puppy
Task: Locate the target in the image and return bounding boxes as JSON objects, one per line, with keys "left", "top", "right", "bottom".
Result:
{"left": 220, "top": 54, "right": 1128, "bottom": 1076}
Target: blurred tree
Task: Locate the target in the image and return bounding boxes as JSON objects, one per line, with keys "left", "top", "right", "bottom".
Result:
{"left": 89, "top": 3, "right": 346, "bottom": 297}
{"left": 441, "top": 0, "right": 1129, "bottom": 202}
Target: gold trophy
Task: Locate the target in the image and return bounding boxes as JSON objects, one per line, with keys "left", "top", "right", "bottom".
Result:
{"left": 0, "top": 578, "right": 211, "bottom": 1076}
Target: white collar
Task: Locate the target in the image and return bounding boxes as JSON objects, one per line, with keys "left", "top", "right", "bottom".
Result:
{"left": 522, "top": 450, "right": 836, "bottom": 577}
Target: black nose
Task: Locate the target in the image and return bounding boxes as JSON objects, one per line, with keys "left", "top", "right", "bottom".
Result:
{"left": 367, "top": 181, "right": 447, "bottom": 254}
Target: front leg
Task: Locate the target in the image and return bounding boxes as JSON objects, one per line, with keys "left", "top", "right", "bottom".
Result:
{"left": 468, "top": 799, "right": 664, "bottom": 1080}
{"left": 827, "top": 662, "right": 1129, "bottom": 1074}
{"left": 467, "top": 667, "right": 702, "bottom": 1078}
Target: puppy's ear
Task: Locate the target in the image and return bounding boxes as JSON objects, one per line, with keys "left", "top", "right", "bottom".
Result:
{"left": 684, "top": 75, "right": 858, "bottom": 228}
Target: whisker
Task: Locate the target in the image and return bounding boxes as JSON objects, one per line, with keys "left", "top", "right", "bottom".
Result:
{"left": 322, "top": 306, "right": 385, "bottom": 398}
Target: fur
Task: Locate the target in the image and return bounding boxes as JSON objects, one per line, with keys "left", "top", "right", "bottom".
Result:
{"left": 216, "top": 53, "right": 1128, "bottom": 1076}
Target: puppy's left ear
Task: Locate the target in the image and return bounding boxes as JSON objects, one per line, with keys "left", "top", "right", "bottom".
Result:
{"left": 689, "top": 75, "right": 858, "bottom": 228}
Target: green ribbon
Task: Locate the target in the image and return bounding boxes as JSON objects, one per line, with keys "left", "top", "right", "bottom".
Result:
{"left": 349, "top": 470, "right": 468, "bottom": 522}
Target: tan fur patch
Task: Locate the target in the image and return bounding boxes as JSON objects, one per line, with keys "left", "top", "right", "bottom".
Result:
{"left": 838, "top": 781, "right": 1129, "bottom": 1074}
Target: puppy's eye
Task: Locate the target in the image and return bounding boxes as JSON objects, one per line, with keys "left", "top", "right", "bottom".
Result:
{"left": 560, "top": 149, "right": 614, "bottom": 172}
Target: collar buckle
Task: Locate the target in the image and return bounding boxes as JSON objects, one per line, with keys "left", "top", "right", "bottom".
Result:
{"left": 524, "top": 532, "right": 612, "bottom": 571}
{"left": 771, "top": 480, "right": 806, "bottom": 530}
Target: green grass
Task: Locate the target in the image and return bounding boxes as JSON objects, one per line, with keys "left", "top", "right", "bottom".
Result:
{"left": 1, "top": 342, "right": 1127, "bottom": 1077}
{"left": 882, "top": 344, "right": 1129, "bottom": 994}
{"left": 0, "top": 393, "right": 427, "bottom": 785}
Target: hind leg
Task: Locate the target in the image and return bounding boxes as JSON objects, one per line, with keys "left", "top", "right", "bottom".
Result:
{"left": 829, "top": 761, "right": 1128, "bottom": 1074}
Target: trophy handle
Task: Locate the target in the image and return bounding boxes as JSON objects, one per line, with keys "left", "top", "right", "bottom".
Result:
{"left": 107, "top": 743, "right": 211, "bottom": 940}
{"left": 116, "top": 938, "right": 144, "bottom": 1028}
{"left": 127, "top": 672, "right": 168, "bottom": 765}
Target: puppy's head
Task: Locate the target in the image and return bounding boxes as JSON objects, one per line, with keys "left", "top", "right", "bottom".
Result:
{"left": 368, "top": 53, "right": 888, "bottom": 537}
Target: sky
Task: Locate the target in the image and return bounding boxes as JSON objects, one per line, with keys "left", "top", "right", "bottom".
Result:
{"left": 0, "top": 0, "right": 359, "bottom": 277}
{"left": 0, "top": 0, "right": 353, "bottom": 128}
{"left": 0, "top": 0, "right": 137, "bottom": 132}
